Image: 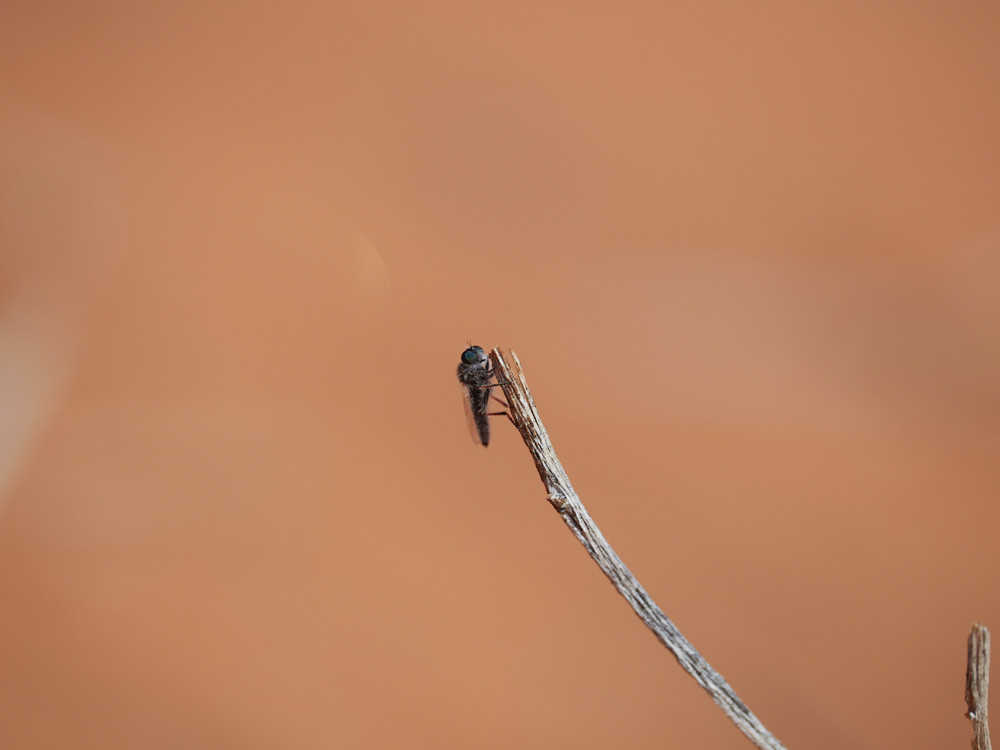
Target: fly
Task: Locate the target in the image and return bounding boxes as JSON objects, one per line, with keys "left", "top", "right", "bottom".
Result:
{"left": 457, "top": 345, "right": 507, "bottom": 447}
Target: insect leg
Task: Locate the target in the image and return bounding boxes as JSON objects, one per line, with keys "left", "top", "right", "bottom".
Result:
{"left": 487, "top": 409, "right": 517, "bottom": 428}
{"left": 483, "top": 365, "right": 510, "bottom": 387}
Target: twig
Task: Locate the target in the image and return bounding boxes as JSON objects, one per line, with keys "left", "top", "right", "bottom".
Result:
{"left": 967, "top": 624, "right": 992, "bottom": 750}
{"left": 489, "top": 347, "right": 787, "bottom": 750}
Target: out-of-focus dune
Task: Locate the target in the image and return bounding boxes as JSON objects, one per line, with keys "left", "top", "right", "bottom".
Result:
{"left": 1, "top": 3, "right": 998, "bottom": 748}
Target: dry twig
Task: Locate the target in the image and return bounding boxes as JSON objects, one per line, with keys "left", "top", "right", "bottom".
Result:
{"left": 967, "top": 624, "right": 992, "bottom": 750}
{"left": 489, "top": 347, "right": 786, "bottom": 750}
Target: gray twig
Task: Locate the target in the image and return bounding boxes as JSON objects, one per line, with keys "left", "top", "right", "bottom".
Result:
{"left": 489, "top": 347, "right": 787, "bottom": 750}
{"left": 967, "top": 624, "right": 993, "bottom": 750}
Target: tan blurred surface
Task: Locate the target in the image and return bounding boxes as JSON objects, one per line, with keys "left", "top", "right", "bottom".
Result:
{"left": 1, "top": 2, "right": 999, "bottom": 748}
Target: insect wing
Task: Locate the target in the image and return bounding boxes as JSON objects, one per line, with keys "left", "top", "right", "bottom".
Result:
{"left": 461, "top": 384, "right": 485, "bottom": 445}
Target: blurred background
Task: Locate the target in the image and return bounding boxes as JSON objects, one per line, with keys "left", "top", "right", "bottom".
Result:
{"left": 1, "top": 2, "right": 999, "bottom": 748}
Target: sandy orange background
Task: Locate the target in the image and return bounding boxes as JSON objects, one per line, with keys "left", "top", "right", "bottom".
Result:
{"left": 2, "top": 2, "right": 999, "bottom": 748}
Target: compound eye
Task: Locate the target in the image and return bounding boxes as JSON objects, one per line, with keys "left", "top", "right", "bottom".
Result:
{"left": 461, "top": 348, "right": 479, "bottom": 364}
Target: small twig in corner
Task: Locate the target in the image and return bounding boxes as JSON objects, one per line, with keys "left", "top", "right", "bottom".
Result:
{"left": 967, "top": 624, "right": 992, "bottom": 750}
{"left": 489, "top": 347, "right": 787, "bottom": 750}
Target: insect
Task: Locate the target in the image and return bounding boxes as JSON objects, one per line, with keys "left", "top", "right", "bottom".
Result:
{"left": 457, "top": 345, "right": 508, "bottom": 446}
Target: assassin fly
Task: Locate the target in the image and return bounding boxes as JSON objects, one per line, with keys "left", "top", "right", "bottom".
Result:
{"left": 457, "top": 345, "right": 508, "bottom": 446}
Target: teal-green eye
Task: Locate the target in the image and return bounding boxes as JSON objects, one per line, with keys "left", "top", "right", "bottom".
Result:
{"left": 461, "top": 347, "right": 480, "bottom": 364}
